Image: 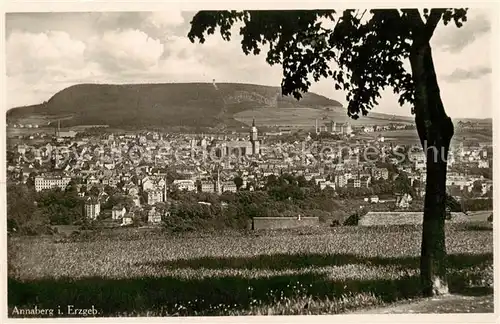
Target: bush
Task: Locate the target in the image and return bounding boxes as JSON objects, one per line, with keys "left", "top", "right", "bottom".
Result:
{"left": 488, "top": 213, "right": 493, "bottom": 222}
{"left": 343, "top": 213, "right": 360, "bottom": 226}
{"left": 330, "top": 219, "right": 340, "bottom": 227}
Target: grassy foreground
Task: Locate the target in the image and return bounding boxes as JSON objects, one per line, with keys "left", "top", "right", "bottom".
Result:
{"left": 7, "top": 223, "right": 493, "bottom": 316}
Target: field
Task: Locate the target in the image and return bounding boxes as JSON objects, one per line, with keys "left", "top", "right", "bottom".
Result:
{"left": 8, "top": 223, "right": 493, "bottom": 317}
{"left": 234, "top": 107, "right": 413, "bottom": 128}
{"left": 357, "top": 128, "right": 492, "bottom": 146}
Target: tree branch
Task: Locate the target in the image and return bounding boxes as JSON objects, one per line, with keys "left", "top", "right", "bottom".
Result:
{"left": 425, "top": 9, "right": 445, "bottom": 41}
{"left": 359, "top": 9, "right": 367, "bottom": 22}
{"left": 401, "top": 8, "right": 425, "bottom": 28}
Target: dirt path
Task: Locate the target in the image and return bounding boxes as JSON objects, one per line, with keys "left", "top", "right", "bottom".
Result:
{"left": 353, "top": 294, "right": 494, "bottom": 314}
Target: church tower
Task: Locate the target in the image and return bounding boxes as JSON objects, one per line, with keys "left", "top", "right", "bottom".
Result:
{"left": 250, "top": 118, "right": 260, "bottom": 155}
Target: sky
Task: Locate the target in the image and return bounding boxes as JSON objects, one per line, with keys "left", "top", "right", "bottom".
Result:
{"left": 5, "top": 9, "right": 493, "bottom": 119}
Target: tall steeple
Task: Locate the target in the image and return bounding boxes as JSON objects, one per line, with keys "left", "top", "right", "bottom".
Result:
{"left": 250, "top": 118, "right": 259, "bottom": 155}
{"left": 250, "top": 118, "right": 258, "bottom": 141}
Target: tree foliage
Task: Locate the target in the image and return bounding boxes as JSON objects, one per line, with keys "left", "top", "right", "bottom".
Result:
{"left": 188, "top": 9, "right": 467, "bottom": 117}
{"left": 7, "top": 184, "right": 85, "bottom": 234}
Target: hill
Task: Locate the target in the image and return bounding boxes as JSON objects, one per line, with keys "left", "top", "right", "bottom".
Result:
{"left": 6, "top": 82, "right": 343, "bottom": 129}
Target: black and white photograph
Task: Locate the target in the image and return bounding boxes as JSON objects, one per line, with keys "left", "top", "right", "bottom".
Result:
{"left": 2, "top": 2, "right": 497, "bottom": 320}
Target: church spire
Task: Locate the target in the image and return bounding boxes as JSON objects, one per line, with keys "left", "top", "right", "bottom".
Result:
{"left": 252, "top": 118, "right": 255, "bottom": 127}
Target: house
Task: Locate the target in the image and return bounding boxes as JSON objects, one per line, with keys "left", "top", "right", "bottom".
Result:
{"left": 409, "top": 151, "right": 426, "bottom": 171}
{"left": 372, "top": 167, "right": 389, "bottom": 180}
{"left": 222, "top": 181, "right": 237, "bottom": 193}
{"left": 128, "top": 186, "right": 140, "bottom": 197}
{"left": 142, "top": 177, "right": 155, "bottom": 191}
{"left": 147, "top": 207, "right": 165, "bottom": 224}
{"left": 17, "top": 144, "right": 28, "bottom": 154}
{"left": 86, "top": 175, "right": 100, "bottom": 185}
{"left": 396, "top": 193, "right": 413, "bottom": 208}
{"left": 173, "top": 179, "right": 196, "bottom": 191}
{"left": 147, "top": 189, "right": 164, "bottom": 205}
{"left": 84, "top": 198, "right": 101, "bottom": 220}
{"left": 132, "top": 195, "right": 141, "bottom": 207}
{"left": 314, "top": 178, "right": 327, "bottom": 186}
{"left": 201, "top": 181, "right": 215, "bottom": 193}
{"left": 347, "top": 178, "right": 361, "bottom": 188}
{"left": 122, "top": 212, "right": 134, "bottom": 226}
{"left": 108, "top": 177, "right": 120, "bottom": 187}
{"left": 334, "top": 174, "right": 348, "bottom": 188}
{"left": 112, "top": 206, "right": 126, "bottom": 220}
{"left": 319, "top": 181, "right": 335, "bottom": 190}
{"left": 360, "top": 176, "right": 371, "bottom": 188}
{"left": 414, "top": 159, "right": 426, "bottom": 171}
{"left": 478, "top": 160, "right": 489, "bottom": 169}
{"left": 481, "top": 180, "right": 493, "bottom": 195}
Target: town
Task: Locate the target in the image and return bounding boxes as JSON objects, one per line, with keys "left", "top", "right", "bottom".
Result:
{"left": 6, "top": 117, "right": 493, "bottom": 232}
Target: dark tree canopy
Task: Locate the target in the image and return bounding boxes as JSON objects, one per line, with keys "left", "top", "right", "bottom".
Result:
{"left": 188, "top": 9, "right": 467, "bottom": 118}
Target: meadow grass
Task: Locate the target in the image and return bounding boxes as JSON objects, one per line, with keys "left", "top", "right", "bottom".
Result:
{"left": 7, "top": 224, "right": 493, "bottom": 316}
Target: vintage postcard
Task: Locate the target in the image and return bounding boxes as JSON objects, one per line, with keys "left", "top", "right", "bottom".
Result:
{"left": 1, "top": 1, "right": 497, "bottom": 322}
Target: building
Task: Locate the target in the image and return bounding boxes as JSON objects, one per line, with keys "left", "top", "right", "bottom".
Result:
{"left": 201, "top": 181, "right": 216, "bottom": 193}
{"left": 314, "top": 178, "right": 327, "bottom": 186}
{"left": 84, "top": 198, "right": 101, "bottom": 220}
{"left": 86, "top": 175, "right": 100, "bottom": 186}
{"left": 142, "top": 177, "right": 155, "bottom": 191}
{"left": 17, "top": 144, "right": 28, "bottom": 155}
{"left": 347, "top": 178, "right": 361, "bottom": 188}
{"left": 222, "top": 181, "right": 237, "bottom": 193}
{"left": 360, "top": 176, "right": 371, "bottom": 188}
{"left": 214, "top": 120, "right": 260, "bottom": 158}
{"left": 481, "top": 180, "right": 493, "bottom": 195}
{"left": 173, "top": 179, "right": 196, "bottom": 191}
{"left": 250, "top": 118, "right": 260, "bottom": 155}
{"left": 334, "top": 174, "right": 348, "bottom": 188}
{"left": 319, "top": 181, "right": 335, "bottom": 190}
{"left": 54, "top": 120, "right": 77, "bottom": 138}
{"left": 414, "top": 159, "right": 426, "bottom": 171}
{"left": 216, "top": 140, "right": 252, "bottom": 157}
{"left": 147, "top": 207, "right": 163, "bottom": 224}
{"left": 112, "top": 206, "right": 126, "bottom": 220}
{"left": 329, "top": 121, "right": 337, "bottom": 133}
{"left": 396, "top": 193, "right": 413, "bottom": 209}
{"left": 56, "top": 130, "right": 77, "bottom": 138}
{"left": 409, "top": 151, "right": 426, "bottom": 169}
{"left": 372, "top": 167, "right": 389, "bottom": 180}
{"left": 34, "top": 175, "right": 72, "bottom": 192}
{"left": 147, "top": 189, "right": 164, "bottom": 205}
{"left": 132, "top": 195, "right": 141, "bottom": 207}
{"left": 478, "top": 160, "right": 489, "bottom": 169}
{"left": 344, "top": 123, "right": 353, "bottom": 135}
{"left": 122, "top": 212, "right": 134, "bottom": 226}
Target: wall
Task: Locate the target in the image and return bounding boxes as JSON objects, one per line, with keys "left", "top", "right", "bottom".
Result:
{"left": 359, "top": 212, "right": 469, "bottom": 226}
{"left": 251, "top": 217, "right": 320, "bottom": 230}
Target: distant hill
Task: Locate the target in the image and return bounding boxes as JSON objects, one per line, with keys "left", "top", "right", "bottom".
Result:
{"left": 6, "top": 82, "right": 343, "bottom": 129}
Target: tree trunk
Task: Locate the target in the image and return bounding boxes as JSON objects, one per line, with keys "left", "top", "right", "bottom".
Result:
{"left": 409, "top": 40, "right": 454, "bottom": 297}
